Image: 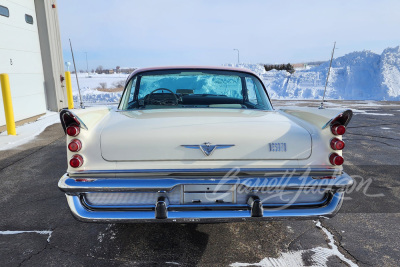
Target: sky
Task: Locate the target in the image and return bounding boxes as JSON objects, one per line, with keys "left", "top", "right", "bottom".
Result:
{"left": 58, "top": 0, "right": 400, "bottom": 70}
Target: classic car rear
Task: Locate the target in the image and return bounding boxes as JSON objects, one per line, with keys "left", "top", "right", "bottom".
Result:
{"left": 58, "top": 66, "right": 353, "bottom": 223}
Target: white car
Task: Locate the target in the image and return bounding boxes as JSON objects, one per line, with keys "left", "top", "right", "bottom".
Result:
{"left": 58, "top": 66, "right": 353, "bottom": 223}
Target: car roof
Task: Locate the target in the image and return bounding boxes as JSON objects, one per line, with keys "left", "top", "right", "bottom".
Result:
{"left": 127, "top": 66, "right": 258, "bottom": 80}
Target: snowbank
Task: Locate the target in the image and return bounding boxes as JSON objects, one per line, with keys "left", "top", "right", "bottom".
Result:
{"left": 70, "top": 73, "right": 128, "bottom": 104}
{"left": 226, "top": 45, "right": 400, "bottom": 101}
{"left": 380, "top": 46, "right": 400, "bottom": 99}
{"left": 0, "top": 112, "right": 59, "bottom": 151}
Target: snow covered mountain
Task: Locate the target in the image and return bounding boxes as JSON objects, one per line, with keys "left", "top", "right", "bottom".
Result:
{"left": 226, "top": 45, "right": 400, "bottom": 100}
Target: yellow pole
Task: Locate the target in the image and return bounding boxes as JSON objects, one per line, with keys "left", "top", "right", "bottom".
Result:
{"left": 0, "top": 74, "right": 16, "bottom": 135}
{"left": 65, "top": 71, "right": 74, "bottom": 109}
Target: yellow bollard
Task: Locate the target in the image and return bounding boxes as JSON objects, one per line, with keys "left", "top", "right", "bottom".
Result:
{"left": 0, "top": 74, "right": 16, "bottom": 135}
{"left": 65, "top": 71, "right": 74, "bottom": 109}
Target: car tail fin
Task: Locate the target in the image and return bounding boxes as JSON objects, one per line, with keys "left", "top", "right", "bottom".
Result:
{"left": 60, "top": 109, "right": 88, "bottom": 134}
{"left": 279, "top": 107, "right": 353, "bottom": 130}
{"left": 322, "top": 109, "right": 353, "bottom": 129}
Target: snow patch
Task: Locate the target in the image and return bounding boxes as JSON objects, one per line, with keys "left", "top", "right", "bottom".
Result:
{"left": 0, "top": 230, "right": 53, "bottom": 242}
{"left": 0, "top": 112, "right": 59, "bottom": 151}
{"left": 354, "top": 112, "right": 394, "bottom": 116}
{"left": 97, "top": 224, "right": 114, "bottom": 243}
{"left": 314, "top": 221, "right": 357, "bottom": 267}
{"left": 230, "top": 221, "right": 357, "bottom": 267}
{"left": 71, "top": 73, "right": 127, "bottom": 104}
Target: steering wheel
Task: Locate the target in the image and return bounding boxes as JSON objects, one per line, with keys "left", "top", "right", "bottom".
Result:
{"left": 146, "top": 88, "right": 179, "bottom": 106}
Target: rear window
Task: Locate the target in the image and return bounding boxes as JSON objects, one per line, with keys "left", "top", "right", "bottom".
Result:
{"left": 25, "top": 14, "right": 33, "bottom": 24}
{"left": 0, "top": 6, "right": 9, "bottom": 17}
{"left": 119, "top": 69, "right": 272, "bottom": 111}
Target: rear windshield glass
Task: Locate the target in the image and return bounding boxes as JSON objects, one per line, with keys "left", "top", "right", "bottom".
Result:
{"left": 119, "top": 69, "right": 272, "bottom": 110}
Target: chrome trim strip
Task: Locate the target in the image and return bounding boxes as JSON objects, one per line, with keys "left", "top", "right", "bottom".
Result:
{"left": 81, "top": 194, "right": 331, "bottom": 210}
{"left": 65, "top": 192, "right": 344, "bottom": 223}
{"left": 60, "top": 109, "right": 88, "bottom": 131}
{"left": 322, "top": 109, "right": 353, "bottom": 129}
{"left": 59, "top": 172, "right": 353, "bottom": 193}
{"left": 68, "top": 167, "right": 341, "bottom": 177}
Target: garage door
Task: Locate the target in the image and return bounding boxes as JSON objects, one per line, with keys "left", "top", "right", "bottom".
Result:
{"left": 0, "top": 0, "right": 46, "bottom": 127}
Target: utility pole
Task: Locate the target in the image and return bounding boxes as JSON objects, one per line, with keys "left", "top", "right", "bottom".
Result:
{"left": 319, "top": 42, "right": 336, "bottom": 109}
{"left": 233, "top": 49, "right": 240, "bottom": 64}
{"left": 84, "top": 52, "right": 89, "bottom": 73}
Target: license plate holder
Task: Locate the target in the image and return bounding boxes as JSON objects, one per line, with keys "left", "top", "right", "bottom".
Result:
{"left": 182, "top": 184, "right": 236, "bottom": 204}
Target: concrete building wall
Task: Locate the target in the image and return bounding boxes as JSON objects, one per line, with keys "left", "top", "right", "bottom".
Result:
{"left": 0, "top": 0, "right": 65, "bottom": 127}
{"left": 0, "top": 0, "right": 47, "bottom": 126}
{"left": 34, "top": 0, "right": 67, "bottom": 112}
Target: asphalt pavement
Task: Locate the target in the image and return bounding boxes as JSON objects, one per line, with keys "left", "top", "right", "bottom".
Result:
{"left": 0, "top": 100, "right": 399, "bottom": 266}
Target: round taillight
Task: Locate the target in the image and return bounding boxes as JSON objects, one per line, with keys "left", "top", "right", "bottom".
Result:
{"left": 329, "top": 153, "right": 344, "bottom": 166}
{"left": 68, "top": 139, "right": 82, "bottom": 152}
{"left": 67, "top": 125, "right": 80, "bottom": 137}
{"left": 70, "top": 155, "right": 84, "bottom": 168}
{"left": 331, "top": 124, "right": 346, "bottom": 135}
{"left": 330, "top": 138, "right": 345, "bottom": 150}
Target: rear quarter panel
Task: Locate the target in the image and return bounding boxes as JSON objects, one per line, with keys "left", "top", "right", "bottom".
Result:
{"left": 279, "top": 107, "right": 352, "bottom": 169}
{"left": 65, "top": 107, "right": 116, "bottom": 173}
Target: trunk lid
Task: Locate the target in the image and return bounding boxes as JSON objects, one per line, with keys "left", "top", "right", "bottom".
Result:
{"left": 100, "top": 109, "right": 312, "bottom": 161}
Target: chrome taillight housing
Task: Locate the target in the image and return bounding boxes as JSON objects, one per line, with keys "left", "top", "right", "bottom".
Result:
{"left": 68, "top": 139, "right": 82, "bottom": 152}
{"left": 70, "top": 155, "right": 84, "bottom": 168}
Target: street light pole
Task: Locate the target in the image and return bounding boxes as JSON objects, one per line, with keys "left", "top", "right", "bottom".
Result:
{"left": 84, "top": 52, "right": 89, "bottom": 73}
{"left": 233, "top": 49, "right": 240, "bottom": 64}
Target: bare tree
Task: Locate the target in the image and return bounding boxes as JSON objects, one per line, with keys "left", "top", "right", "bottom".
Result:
{"left": 99, "top": 82, "right": 107, "bottom": 89}
{"left": 96, "top": 65, "right": 104, "bottom": 74}
{"left": 113, "top": 80, "right": 125, "bottom": 88}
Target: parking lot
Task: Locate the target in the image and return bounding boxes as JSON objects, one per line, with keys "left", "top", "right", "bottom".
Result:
{"left": 0, "top": 100, "right": 399, "bottom": 266}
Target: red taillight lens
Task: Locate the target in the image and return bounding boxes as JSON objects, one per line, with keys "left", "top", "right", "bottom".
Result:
{"left": 330, "top": 138, "right": 345, "bottom": 150}
{"left": 68, "top": 139, "right": 82, "bottom": 152}
{"left": 66, "top": 125, "right": 80, "bottom": 137}
{"left": 331, "top": 124, "right": 346, "bottom": 135}
{"left": 70, "top": 155, "right": 84, "bottom": 168}
{"left": 329, "top": 153, "right": 344, "bottom": 166}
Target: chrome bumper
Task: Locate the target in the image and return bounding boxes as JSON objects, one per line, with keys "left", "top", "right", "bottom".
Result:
{"left": 58, "top": 171, "right": 353, "bottom": 223}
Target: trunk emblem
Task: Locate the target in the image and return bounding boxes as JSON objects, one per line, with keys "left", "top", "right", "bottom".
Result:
{"left": 182, "top": 142, "right": 235, "bottom": 156}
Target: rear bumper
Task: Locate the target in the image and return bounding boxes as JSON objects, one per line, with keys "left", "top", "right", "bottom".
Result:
{"left": 65, "top": 192, "right": 344, "bottom": 223}
{"left": 58, "top": 171, "right": 353, "bottom": 223}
